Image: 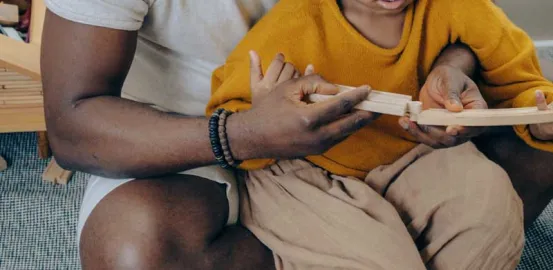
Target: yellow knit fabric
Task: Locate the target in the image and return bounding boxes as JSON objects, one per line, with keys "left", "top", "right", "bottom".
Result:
{"left": 207, "top": 0, "right": 553, "bottom": 178}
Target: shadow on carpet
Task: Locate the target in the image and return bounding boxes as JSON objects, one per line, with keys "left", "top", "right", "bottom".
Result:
{"left": 0, "top": 132, "right": 552, "bottom": 269}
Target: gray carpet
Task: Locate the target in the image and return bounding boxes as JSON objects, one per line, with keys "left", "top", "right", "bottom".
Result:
{"left": 0, "top": 133, "right": 552, "bottom": 270}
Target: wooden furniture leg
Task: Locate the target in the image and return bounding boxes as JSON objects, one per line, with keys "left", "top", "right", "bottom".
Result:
{"left": 37, "top": 131, "right": 50, "bottom": 159}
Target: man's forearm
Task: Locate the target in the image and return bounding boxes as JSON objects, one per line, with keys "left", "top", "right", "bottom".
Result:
{"left": 49, "top": 96, "right": 252, "bottom": 179}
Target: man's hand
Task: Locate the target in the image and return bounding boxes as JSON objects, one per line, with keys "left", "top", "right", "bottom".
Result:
{"left": 227, "top": 52, "right": 378, "bottom": 160}
{"left": 399, "top": 65, "right": 488, "bottom": 148}
{"left": 529, "top": 90, "right": 553, "bottom": 141}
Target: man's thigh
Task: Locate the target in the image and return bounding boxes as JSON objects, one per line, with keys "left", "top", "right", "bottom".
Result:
{"left": 385, "top": 142, "right": 524, "bottom": 269}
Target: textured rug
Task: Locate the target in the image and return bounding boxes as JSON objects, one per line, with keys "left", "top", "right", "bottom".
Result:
{"left": 0, "top": 133, "right": 552, "bottom": 270}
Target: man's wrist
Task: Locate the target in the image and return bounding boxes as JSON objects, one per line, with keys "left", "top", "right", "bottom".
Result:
{"left": 225, "top": 111, "right": 261, "bottom": 161}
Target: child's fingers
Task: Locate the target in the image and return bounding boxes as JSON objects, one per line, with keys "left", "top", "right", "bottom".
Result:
{"left": 535, "top": 90, "right": 549, "bottom": 111}
{"left": 249, "top": 50, "right": 264, "bottom": 85}
{"left": 277, "top": 63, "right": 297, "bottom": 84}
{"left": 293, "top": 70, "right": 300, "bottom": 79}
{"left": 305, "top": 64, "right": 315, "bottom": 75}
{"left": 264, "top": 53, "right": 286, "bottom": 83}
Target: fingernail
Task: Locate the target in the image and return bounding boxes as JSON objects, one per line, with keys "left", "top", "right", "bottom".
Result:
{"left": 399, "top": 118, "right": 409, "bottom": 130}
{"left": 449, "top": 99, "right": 462, "bottom": 106}
{"left": 536, "top": 90, "right": 545, "bottom": 100}
{"left": 446, "top": 125, "right": 459, "bottom": 136}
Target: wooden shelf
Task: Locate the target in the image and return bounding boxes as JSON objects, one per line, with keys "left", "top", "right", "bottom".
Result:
{"left": 0, "top": 0, "right": 46, "bottom": 133}
{"left": 0, "top": 0, "right": 44, "bottom": 80}
{"left": 0, "top": 67, "right": 45, "bottom": 132}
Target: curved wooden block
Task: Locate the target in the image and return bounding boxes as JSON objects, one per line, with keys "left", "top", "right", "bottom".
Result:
{"left": 415, "top": 107, "right": 553, "bottom": 126}
{"left": 309, "top": 85, "right": 553, "bottom": 126}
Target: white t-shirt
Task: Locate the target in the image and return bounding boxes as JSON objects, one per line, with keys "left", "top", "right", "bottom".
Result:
{"left": 44, "top": 0, "right": 277, "bottom": 116}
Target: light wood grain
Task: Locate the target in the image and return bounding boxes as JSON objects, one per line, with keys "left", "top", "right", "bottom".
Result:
{"left": 309, "top": 86, "right": 412, "bottom": 116}
{"left": 0, "top": 3, "right": 18, "bottom": 26}
{"left": 309, "top": 94, "right": 408, "bottom": 116}
{"left": 415, "top": 107, "right": 553, "bottom": 126}
{"left": 43, "top": 158, "right": 73, "bottom": 185}
{"left": 0, "top": 106, "right": 45, "bottom": 132}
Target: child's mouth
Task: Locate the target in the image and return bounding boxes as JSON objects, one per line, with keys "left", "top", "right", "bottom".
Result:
{"left": 377, "top": 0, "right": 406, "bottom": 10}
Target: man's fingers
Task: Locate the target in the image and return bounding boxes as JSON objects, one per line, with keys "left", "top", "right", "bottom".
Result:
{"left": 249, "top": 50, "right": 263, "bottom": 85}
{"left": 399, "top": 117, "right": 458, "bottom": 148}
{"left": 308, "top": 85, "right": 370, "bottom": 125}
{"left": 535, "top": 90, "right": 549, "bottom": 111}
{"left": 264, "top": 53, "right": 286, "bottom": 83}
{"left": 424, "top": 125, "right": 458, "bottom": 146}
{"left": 277, "top": 63, "right": 297, "bottom": 84}
{"left": 399, "top": 118, "right": 441, "bottom": 148}
{"left": 320, "top": 110, "right": 377, "bottom": 143}
{"left": 293, "top": 70, "right": 300, "bottom": 79}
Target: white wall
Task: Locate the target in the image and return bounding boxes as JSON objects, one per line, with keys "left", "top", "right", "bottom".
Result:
{"left": 496, "top": 0, "right": 553, "bottom": 41}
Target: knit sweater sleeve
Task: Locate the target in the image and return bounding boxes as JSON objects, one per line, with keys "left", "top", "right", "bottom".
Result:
{"left": 207, "top": 0, "right": 310, "bottom": 170}
{"left": 451, "top": 0, "right": 553, "bottom": 152}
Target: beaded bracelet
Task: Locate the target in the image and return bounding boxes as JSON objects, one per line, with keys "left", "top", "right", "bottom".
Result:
{"left": 218, "top": 110, "right": 241, "bottom": 167}
{"left": 208, "top": 109, "right": 241, "bottom": 169}
{"left": 209, "top": 109, "right": 229, "bottom": 168}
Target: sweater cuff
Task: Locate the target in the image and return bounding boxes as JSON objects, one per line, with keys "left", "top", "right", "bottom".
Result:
{"left": 512, "top": 88, "right": 553, "bottom": 153}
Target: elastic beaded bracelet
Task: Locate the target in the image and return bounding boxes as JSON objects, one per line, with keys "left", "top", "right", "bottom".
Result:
{"left": 218, "top": 110, "right": 241, "bottom": 167}
{"left": 209, "top": 109, "right": 230, "bottom": 169}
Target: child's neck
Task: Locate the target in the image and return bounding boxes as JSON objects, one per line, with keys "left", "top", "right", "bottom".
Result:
{"left": 339, "top": 0, "right": 407, "bottom": 49}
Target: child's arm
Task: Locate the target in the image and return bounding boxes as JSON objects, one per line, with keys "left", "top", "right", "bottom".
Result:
{"left": 451, "top": 0, "right": 553, "bottom": 151}
{"left": 207, "top": 1, "right": 376, "bottom": 170}
{"left": 206, "top": 1, "right": 310, "bottom": 169}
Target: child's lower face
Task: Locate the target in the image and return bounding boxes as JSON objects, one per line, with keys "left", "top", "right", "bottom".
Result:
{"left": 348, "top": 0, "right": 415, "bottom": 14}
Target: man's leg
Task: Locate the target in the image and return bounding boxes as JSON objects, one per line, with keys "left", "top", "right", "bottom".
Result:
{"left": 474, "top": 130, "right": 553, "bottom": 228}
{"left": 382, "top": 143, "right": 524, "bottom": 269}
{"left": 80, "top": 174, "right": 275, "bottom": 270}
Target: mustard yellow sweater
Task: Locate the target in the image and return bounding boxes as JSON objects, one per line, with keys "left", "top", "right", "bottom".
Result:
{"left": 207, "top": 0, "right": 553, "bottom": 178}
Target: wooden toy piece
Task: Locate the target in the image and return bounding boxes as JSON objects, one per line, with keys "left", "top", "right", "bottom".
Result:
{"left": 414, "top": 106, "right": 553, "bottom": 127}
{"left": 2, "top": 0, "right": 30, "bottom": 12}
{"left": 309, "top": 85, "right": 553, "bottom": 126}
{"left": 0, "top": 3, "right": 18, "bottom": 26}
{"left": 308, "top": 85, "right": 412, "bottom": 116}
{"left": 43, "top": 158, "right": 73, "bottom": 185}
{"left": 407, "top": 101, "right": 423, "bottom": 121}
{"left": 0, "top": 156, "right": 7, "bottom": 171}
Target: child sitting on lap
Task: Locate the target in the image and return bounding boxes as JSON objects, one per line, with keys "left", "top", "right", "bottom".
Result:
{"left": 207, "top": 0, "right": 552, "bottom": 269}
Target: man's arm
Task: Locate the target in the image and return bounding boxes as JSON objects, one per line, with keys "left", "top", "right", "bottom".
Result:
{"left": 41, "top": 11, "right": 222, "bottom": 178}
{"left": 42, "top": 11, "right": 374, "bottom": 179}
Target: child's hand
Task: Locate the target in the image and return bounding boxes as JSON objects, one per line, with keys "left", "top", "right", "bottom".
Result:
{"left": 529, "top": 90, "right": 553, "bottom": 141}
{"left": 399, "top": 65, "right": 488, "bottom": 148}
{"left": 249, "top": 51, "right": 314, "bottom": 104}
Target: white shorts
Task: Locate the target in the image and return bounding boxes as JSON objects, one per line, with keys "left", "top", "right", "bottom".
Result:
{"left": 77, "top": 165, "right": 239, "bottom": 245}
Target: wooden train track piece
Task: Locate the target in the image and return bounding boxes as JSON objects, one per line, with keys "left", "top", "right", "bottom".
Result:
{"left": 308, "top": 85, "right": 553, "bottom": 127}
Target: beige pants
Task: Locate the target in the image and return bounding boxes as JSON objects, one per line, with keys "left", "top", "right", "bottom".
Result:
{"left": 241, "top": 142, "right": 524, "bottom": 270}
